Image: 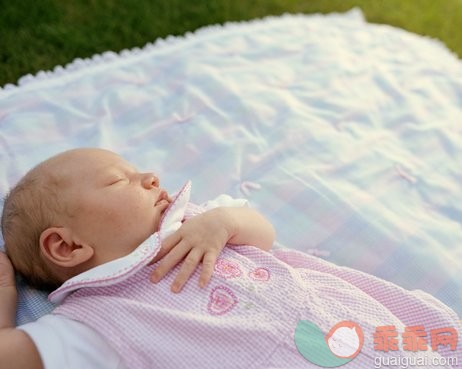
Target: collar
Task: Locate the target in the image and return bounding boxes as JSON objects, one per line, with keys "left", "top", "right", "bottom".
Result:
{"left": 49, "top": 181, "right": 192, "bottom": 304}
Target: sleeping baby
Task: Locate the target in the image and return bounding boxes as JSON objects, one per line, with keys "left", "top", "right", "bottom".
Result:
{"left": 0, "top": 148, "right": 460, "bottom": 369}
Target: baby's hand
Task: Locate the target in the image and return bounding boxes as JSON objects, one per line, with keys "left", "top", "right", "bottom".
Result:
{"left": 0, "top": 251, "right": 17, "bottom": 329}
{"left": 150, "top": 208, "right": 231, "bottom": 293}
{"left": 0, "top": 252, "right": 15, "bottom": 289}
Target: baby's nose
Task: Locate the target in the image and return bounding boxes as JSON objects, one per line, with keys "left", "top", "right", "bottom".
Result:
{"left": 142, "top": 173, "right": 159, "bottom": 188}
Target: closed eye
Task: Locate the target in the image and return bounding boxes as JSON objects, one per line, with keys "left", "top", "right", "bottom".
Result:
{"left": 108, "top": 177, "right": 127, "bottom": 186}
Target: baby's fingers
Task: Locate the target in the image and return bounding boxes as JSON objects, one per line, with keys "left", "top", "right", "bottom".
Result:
{"left": 198, "top": 251, "right": 218, "bottom": 289}
{"left": 170, "top": 249, "right": 203, "bottom": 293}
{"left": 150, "top": 240, "right": 188, "bottom": 283}
{"left": 148, "top": 232, "right": 181, "bottom": 266}
{"left": 0, "top": 251, "right": 15, "bottom": 288}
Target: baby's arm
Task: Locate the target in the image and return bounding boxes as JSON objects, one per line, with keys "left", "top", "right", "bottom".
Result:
{"left": 221, "top": 207, "right": 276, "bottom": 251}
{"left": 0, "top": 252, "right": 43, "bottom": 369}
{"left": 151, "top": 207, "right": 275, "bottom": 292}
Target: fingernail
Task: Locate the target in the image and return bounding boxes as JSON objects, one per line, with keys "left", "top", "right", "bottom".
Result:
{"left": 151, "top": 274, "right": 159, "bottom": 283}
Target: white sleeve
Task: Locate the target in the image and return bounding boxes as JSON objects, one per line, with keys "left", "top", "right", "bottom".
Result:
{"left": 19, "top": 314, "right": 127, "bottom": 369}
{"left": 200, "top": 194, "right": 249, "bottom": 210}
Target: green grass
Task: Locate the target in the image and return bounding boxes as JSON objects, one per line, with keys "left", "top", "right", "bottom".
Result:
{"left": 1, "top": 0, "right": 461, "bottom": 87}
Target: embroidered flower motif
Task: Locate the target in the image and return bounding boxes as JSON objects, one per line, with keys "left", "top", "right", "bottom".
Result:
{"left": 249, "top": 267, "right": 270, "bottom": 281}
{"left": 214, "top": 258, "right": 242, "bottom": 279}
{"left": 207, "top": 286, "right": 238, "bottom": 315}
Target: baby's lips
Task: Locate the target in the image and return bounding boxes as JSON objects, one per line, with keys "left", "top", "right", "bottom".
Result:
{"left": 155, "top": 189, "right": 169, "bottom": 205}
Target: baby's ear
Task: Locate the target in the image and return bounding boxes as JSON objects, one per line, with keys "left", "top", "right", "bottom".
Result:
{"left": 39, "top": 227, "right": 94, "bottom": 268}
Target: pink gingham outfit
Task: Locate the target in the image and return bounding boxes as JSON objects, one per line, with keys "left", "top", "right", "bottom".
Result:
{"left": 50, "top": 182, "right": 461, "bottom": 369}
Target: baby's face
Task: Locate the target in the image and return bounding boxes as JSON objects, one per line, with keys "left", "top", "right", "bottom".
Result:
{"left": 56, "top": 148, "right": 171, "bottom": 264}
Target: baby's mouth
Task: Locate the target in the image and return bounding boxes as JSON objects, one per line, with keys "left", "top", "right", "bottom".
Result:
{"left": 155, "top": 190, "right": 171, "bottom": 208}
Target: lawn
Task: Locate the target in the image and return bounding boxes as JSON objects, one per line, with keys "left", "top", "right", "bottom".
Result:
{"left": 1, "top": 0, "right": 461, "bottom": 87}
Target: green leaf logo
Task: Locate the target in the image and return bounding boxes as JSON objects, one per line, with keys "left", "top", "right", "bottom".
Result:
{"left": 294, "top": 320, "right": 364, "bottom": 367}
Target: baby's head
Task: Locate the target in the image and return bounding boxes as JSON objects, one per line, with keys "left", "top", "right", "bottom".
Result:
{"left": 1, "top": 148, "right": 170, "bottom": 290}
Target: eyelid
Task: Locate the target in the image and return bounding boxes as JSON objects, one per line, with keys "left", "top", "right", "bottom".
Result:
{"left": 105, "top": 167, "right": 136, "bottom": 186}
{"left": 107, "top": 177, "right": 123, "bottom": 185}
{"left": 107, "top": 174, "right": 130, "bottom": 185}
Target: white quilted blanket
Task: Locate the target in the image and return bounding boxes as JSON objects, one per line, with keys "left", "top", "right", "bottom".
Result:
{"left": 0, "top": 9, "right": 461, "bottom": 324}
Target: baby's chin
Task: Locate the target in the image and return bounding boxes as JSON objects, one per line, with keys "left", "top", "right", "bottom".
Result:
{"left": 152, "top": 200, "right": 172, "bottom": 232}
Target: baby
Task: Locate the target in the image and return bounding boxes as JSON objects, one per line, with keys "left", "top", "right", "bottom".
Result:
{"left": 0, "top": 148, "right": 460, "bottom": 369}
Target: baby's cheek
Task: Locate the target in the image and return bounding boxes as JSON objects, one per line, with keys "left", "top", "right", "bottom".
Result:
{"left": 126, "top": 211, "right": 155, "bottom": 241}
